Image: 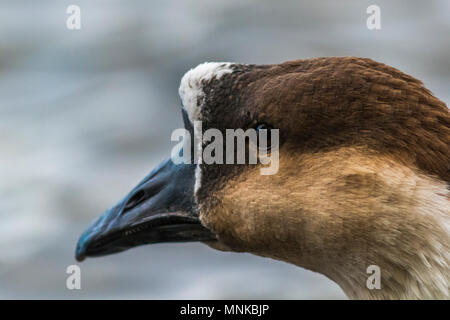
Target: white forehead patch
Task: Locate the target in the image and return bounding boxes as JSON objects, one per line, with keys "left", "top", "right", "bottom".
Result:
{"left": 194, "top": 164, "right": 202, "bottom": 194}
{"left": 179, "top": 62, "right": 234, "bottom": 123}
{"left": 178, "top": 62, "right": 234, "bottom": 196}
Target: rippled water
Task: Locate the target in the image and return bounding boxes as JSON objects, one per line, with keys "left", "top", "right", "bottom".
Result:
{"left": 0, "top": 0, "right": 448, "bottom": 299}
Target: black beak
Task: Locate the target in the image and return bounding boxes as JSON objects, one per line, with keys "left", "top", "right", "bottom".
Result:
{"left": 75, "top": 158, "right": 216, "bottom": 262}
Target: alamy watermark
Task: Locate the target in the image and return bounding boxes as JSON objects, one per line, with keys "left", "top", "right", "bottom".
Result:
{"left": 366, "top": 265, "right": 381, "bottom": 290}
{"left": 66, "top": 5, "right": 81, "bottom": 30}
{"left": 171, "top": 121, "right": 279, "bottom": 175}
{"left": 66, "top": 265, "right": 81, "bottom": 290}
{"left": 366, "top": 5, "right": 381, "bottom": 30}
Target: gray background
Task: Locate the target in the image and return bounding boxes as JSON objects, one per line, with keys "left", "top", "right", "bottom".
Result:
{"left": 0, "top": 0, "right": 448, "bottom": 299}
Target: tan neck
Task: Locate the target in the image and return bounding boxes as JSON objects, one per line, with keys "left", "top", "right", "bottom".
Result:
{"left": 291, "top": 149, "right": 450, "bottom": 299}
{"left": 329, "top": 236, "right": 450, "bottom": 299}
{"left": 204, "top": 147, "right": 450, "bottom": 299}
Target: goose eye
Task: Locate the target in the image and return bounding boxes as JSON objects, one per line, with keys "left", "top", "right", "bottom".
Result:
{"left": 255, "top": 122, "right": 273, "bottom": 151}
{"left": 256, "top": 123, "right": 271, "bottom": 131}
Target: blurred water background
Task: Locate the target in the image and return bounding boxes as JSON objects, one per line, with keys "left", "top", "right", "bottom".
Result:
{"left": 0, "top": 0, "right": 448, "bottom": 299}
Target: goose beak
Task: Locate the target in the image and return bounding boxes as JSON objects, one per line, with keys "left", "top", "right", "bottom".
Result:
{"left": 75, "top": 159, "right": 216, "bottom": 262}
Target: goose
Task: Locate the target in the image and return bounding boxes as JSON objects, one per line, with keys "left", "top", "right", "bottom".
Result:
{"left": 75, "top": 57, "right": 450, "bottom": 300}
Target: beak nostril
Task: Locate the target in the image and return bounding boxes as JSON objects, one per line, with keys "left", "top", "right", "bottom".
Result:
{"left": 124, "top": 190, "right": 146, "bottom": 211}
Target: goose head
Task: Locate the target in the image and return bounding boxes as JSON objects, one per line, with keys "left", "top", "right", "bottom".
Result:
{"left": 76, "top": 57, "right": 450, "bottom": 299}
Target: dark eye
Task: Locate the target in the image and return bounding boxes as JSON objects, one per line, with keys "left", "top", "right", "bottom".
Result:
{"left": 255, "top": 122, "right": 273, "bottom": 151}
{"left": 256, "top": 123, "right": 272, "bottom": 132}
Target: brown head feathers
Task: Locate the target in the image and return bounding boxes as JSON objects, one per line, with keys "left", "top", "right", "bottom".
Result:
{"left": 189, "top": 57, "right": 449, "bottom": 299}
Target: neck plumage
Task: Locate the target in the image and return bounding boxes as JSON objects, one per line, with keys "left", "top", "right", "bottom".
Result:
{"left": 334, "top": 236, "right": 450, "bottom": 299}
{"left": 284, "top": 149, "right": 449, "bottom": 300}
{"left": 206, "top": 147, "right": 450, "bottom": 299}
{"left": 320, "top": 157, "right": 450, "bottom": 300}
